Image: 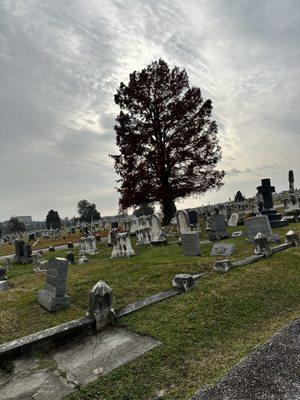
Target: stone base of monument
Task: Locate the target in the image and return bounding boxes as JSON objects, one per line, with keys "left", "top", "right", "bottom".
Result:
{"left": 151, "top": 238, "right": 168, "bottom": 246}
{"left": 14, "top": 256, "right": 33, "bottom": 265}
{"left": 181, "top": 232, "right": 201, "bottom": 256}
{"left": 261, "top": 209, "right": 289, "bottom": 228}
{"left": 38, "top": 291, "right": 71, "bottom": 312}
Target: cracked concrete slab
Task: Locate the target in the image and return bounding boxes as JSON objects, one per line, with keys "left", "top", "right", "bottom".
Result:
{"left": 52, "top": 326, "right": 160, "bottom": 386}
{"left": 0, "top": 326, "right": 160, "bottom": 400}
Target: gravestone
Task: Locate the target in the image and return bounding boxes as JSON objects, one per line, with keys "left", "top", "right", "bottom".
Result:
{"left": 253, "top": 233, "right": 271, "bottom": 255}
{"left": 0, "top": 266, "right": 8, "bottom": 291}
{"left": 257, "top": 178, "right": 288, "bottom": 228}
{"left": 188, "top": 211, "right": 199, "bottom": 229}
{"left": 150, "top": 214, "right": 167, "bottom": 245}
{"left": 214, "top": 259, "right": 232, "bottom": 272}
{"left": 244, "top": 215, "right": 279, "bottom": 242}
{"left": 206, "top": 214, "right": 229, "bottom": 241}
{"left": 78, "top": 255, "right": 89, "bottom": 264}
{"left": 14, "top": 240, "right": 32, "bottom": 264}
{"left": 283, "top": 170, "right": 300, "bottom": 216}
{"left": 37, "top": 257, "right": 71, "bottom": 312}
{"left": 172, "top": 274, "right": 195, "bottom": 291}
{"left": 228, "top": 213, "right": 239, "bottom": 227}
{"left": 110, "top": 232, "right": 135, "bottom": 258}
{"left": 87, "top": 281, "right": 115, "bottom": 331}
{"left": 285, "top": 230, "right": 299, "bottom": 246}
{"left": 210, "top": 243, "right": 236, "bottom": 257}
{"left": 176, "top": 210, "right": 191, "bottom": 233}
{"left": 66, "top": 251, "right": 76, "bottom": 264}
{"left": 181, "top": 232, "right": 201, "bottom": 256}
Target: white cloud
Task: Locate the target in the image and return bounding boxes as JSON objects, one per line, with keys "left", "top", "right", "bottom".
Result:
{"left": 0, "top": 0, "right": 299, "bottom": 220}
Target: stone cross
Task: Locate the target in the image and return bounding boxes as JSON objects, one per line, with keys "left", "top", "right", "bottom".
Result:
{"left": 256, "top": 178, "right": 275, "bottom": 210}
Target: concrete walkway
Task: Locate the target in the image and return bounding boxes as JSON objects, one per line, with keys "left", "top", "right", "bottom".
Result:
{"left": 191, "top": 317, "right": 300, "bottom": 400}
{"left": 0, "top": 327, "right": 160, "bottom": 400}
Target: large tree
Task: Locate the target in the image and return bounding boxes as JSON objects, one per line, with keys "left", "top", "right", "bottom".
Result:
{"left": 111, "top": 59, "right": 225, "bottom": 225}
{"left": 7, "top": 218, "right": 26, "bottom": 235}
{"left": 133, "top": 205, "right": 154, "bottom": 218}
{"left": 46, "top": 210, "right": 61, "bottom": 229}
{"left": 77, "top": 200, "right": 100, "bottom": 223}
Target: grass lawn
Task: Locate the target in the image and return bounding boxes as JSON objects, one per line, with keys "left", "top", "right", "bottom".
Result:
{"left": 0, "top": 232, "right": 84, "bottom": 257}
{"left": 1, "top": 223, "right": 300, "bottom": 399}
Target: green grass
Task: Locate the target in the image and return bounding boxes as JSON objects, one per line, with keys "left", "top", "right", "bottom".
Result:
{"left": 1, "top": 223, "right": 300, "bottom": 399}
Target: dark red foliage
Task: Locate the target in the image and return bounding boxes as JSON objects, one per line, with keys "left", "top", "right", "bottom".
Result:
{"left": 111, "top": 59, "right": 225, "bottom": 224}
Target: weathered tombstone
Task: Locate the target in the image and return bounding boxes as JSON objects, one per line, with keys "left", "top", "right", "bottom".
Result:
{"left": 187, "top": 211, "right": 199, "bottom": 229}
{"left": 136, "top": 218, "right": 152, "bottom": 245}
{"left": 244, "top": 215, "right": 279, "bottom": 242}
{"left": 283, "top": 170, "right": 300, "bottom": 216}
{"left": 87, "top": 281, "right": 115, "bottom": 331}
{"left": 285, "top": 230, "right": 299, "bottom": 246}
{"left": 206, "top": 214, "right": 229, "bottom": 241}
{"left": 253, "top": 232, "right": 271, "bottom": 255}
{"left": 214, "top": 259, "right": 232, "bottom": 272}
{"left": 66, "top": 251, "right": 76, "bottom": 265}
{"left": 78, "top": 255, "right": 89, "bottom": 264}
{"left": 28, "top": 233, "right": 35, "bottom": 241}
{"left": 210, "top": 243, "right": 236, "bottom": 257}
{"left": 172, "top": 274, "right": 195, "bottom": 291}
{"left": 176, "top": 210, "right": 191, "bottom": 233}
{"left": 14, "top": 240, "right": 25, "bottom": 264}
{"left": 37, "top": 257, "right": 71, "bottom": 311}
{"left": 0, "top": 266, "right": 8, "bottom": 291}
{"left": 5, "top": 258, "right": 11, "bottom": 269}
{"left": 181, "top": 232, "right": 201, "bottom": 256}
{"left": 228, "top": 213, "right": 239, "bottom": 227}
{"left": 110, "top": 231, "right": 135, "bottom": 258}
{"left": 150, "top": 214, "right": 167, "bottom": 245}
{"left": 14, "top": 240, "right": 32, "bottom": 264}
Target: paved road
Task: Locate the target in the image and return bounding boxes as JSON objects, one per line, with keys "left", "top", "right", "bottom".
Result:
{"left": 191, "top": 317, "right": 300, "bottom": 400}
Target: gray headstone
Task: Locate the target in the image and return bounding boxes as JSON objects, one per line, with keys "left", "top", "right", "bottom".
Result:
{"left": 181, "top": 232, "right": 201, "bottom": 256}
{"left": 285, "top": 230, "right": 299, "bottom": 246}
{"left": 214, "top": 259, "right": 232, "bottom": 272}
{"left": 207, "top": 214, "right": 229, "bottom": 241}
{"left": 210, "top": 243, "right": 236, "bottom": 257}
{"left": 87, "top": 281, "right": 115, "bottom": 331}
{"left": 37, "top": 257, "right": 70, "bottom": 312}
{"left": 244, "top": 215, "right": 275, "bottom": 242}
{"left": 172, "top": 274, "right": 195, "bottom": 291}
{"left": 253, "top": 232, "right": 271, "bottom": 255}
{"left": 228, "top": 213, "right": 239, "bottom": 227}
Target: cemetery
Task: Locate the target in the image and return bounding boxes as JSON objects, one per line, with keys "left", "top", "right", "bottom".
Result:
{"left": 1, "top": 6, "right": 300, "bottom": 397}
{"left": 0, "top": 203, "right": 299, "bottom": 399}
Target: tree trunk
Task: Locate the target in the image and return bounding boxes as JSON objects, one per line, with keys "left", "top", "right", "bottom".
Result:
{"left": 162, "top": 198, "right": 176, "bottom": 226}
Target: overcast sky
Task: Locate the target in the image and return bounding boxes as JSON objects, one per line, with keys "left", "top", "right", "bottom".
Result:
{"left": 0, "top": 0, "right": 299, "bottom": 221}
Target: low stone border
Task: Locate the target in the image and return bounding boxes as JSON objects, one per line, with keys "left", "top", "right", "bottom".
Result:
{"left": 0, "top": 272, "right": 205, "bottom": 366}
